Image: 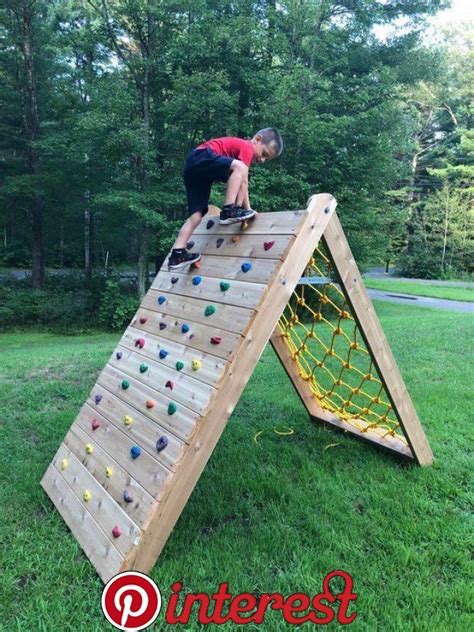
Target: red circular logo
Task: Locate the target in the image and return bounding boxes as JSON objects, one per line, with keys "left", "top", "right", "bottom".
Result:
{"left": 101, "top": 571, "right": 161, "bottom": 630}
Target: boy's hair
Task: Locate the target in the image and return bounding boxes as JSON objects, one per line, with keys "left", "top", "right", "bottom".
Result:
{"left": 254, "top": 128, "right": 284, "bottom": 156}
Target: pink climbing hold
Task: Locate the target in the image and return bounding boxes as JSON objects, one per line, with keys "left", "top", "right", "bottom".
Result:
{"left": 264, "top": 240, "right": 275, "bottom": 251}
{"left": 165, "top": 380, "right": 174, "bottom": 390}
{"left": 91, "top": 419, "right": 100, "bottom": 431}
{"left": 135, "top": 338, "right": 145, "bottom": 349}
{"left": 211, "top": 336, "right": 222, "bottom": 345}
{"left": 112, "top": 526, "right": 121, "bottom": 538}
{"left": 139, "top": 316, "right": 147, "bottom": 324}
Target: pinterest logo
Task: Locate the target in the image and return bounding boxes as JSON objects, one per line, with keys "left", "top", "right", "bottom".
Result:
{"left": 101, "top": 571, "right": 161, "bottom": 630}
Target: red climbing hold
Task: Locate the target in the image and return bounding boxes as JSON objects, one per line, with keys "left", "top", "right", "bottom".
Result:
{"left": 112, "top": 526, "right": 121, "bottom": 538}
{"left": 211, "top": 336, "right": 222, "bottom": 345}
{"left": 264, "top": 240, "right": 275, "bottom": 251}
{"left": 135, "top": 338, "right": 145, "bottom": 349}
{"left": 91, "top": 419, "right": 100, "bottom": 431}
{"left": 165, "top": 380, "right": 174, "bottom": 390}
{"left": 139, "top": 316, "right": 147, "bottom": 324}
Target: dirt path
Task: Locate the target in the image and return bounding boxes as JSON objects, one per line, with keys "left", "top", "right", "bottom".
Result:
{"left": 367, "top": 289, "right": 474, "bottom": 313}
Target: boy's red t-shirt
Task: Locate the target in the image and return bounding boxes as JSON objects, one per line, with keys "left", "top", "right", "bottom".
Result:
{"left": 196, "top": 137, "right": 255, "bottom": 166}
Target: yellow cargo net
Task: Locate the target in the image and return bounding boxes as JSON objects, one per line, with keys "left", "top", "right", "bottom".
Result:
{"left": 277, "top": 245, "right": 407, "bottom": 443}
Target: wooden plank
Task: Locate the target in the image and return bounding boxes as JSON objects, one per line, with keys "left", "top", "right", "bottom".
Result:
{"left": 151, "top": 272, "right": 267, "bottom": 310}
{"left": 118, "top": 328, "right": 227, "bottom": 388}
{"left": 41, "top": 464, "right": 124, "bottom": 583}
{"left": 93, "top": 364, "right": 201, "bottom": 442}
{"left": 181, "top": 233, "right": 294, "bottom": 260}
{"left": 107, "top": 345, "right": 216, "bottom": 415}
{"left": 125, "top": 311, "right": 241, "bottom": 361}
{"left": 139, "top": 291, "right": 255, "bottom": 335}
{"left": 64, "top": 424, "right": 156, "bottom": 529}
{"left": 50, "top": 447, "right": 141, "bottom": 557}
{"left": 269, "top": 329, "right": 413, "bottom": 459}
{"left": 194, "top": 210, "right": 306, "bottom": 235}
{"left": 122, "top": 193, "right": 337, "bottom": 575}
{"left": 166, "top": 255, "right": 281, "bottom": 284}
{"left": 322, "top": 215, "right": 433, "bottom": 466}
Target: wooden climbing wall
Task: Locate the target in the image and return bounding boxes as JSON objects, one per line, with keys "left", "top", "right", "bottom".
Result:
{"left": 41, "top": 193, "right": 338, "bottom": 583}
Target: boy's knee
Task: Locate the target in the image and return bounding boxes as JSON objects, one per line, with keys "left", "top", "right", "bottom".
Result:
{"left": 230, "top": 160, "right": 248, "bottom": 177}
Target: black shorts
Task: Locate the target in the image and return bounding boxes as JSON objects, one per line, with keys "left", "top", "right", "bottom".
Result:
{"left": 183, "top": 147, "right": 234, "bottom": 216}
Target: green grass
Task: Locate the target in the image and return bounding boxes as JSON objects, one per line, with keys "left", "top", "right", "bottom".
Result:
{"left": 363, "top": 278, "right": 474, "bottom": 302}
{"left": 1, "top": 303, "right": 473, "bottom": 631}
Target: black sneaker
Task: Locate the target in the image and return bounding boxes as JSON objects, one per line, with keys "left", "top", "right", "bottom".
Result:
{"left": 219, "top": 205, "right": 256, "bottom": 225}
{"left": 168, "top": 250, "right": 202, "bottom": 270}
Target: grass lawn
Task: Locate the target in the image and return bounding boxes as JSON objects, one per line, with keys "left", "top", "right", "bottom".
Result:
{"left": 363, "top": 278, "right": 474, "bottom": 303}
{"left": 0, "top": 302, "right": 472, "bottom": 631}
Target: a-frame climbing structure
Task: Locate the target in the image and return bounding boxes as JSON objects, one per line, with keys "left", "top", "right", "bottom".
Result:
{"left": 41, "top": 194, "right": 433, "bottom": 583}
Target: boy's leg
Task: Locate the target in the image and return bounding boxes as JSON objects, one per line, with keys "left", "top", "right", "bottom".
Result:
{"left": 224, "top": 160, "right": 247, "bottom": 206}
{"left": 173, "top": 211, "right": 204, "bottom": 250}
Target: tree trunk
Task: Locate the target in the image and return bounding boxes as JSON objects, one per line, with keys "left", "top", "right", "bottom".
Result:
{"left": 84, "top": 190, "right": 92, "bottom": 281}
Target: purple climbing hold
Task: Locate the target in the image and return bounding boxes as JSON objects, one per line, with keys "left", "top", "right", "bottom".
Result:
{"left": 192, "top": 276, "right": 202, "bottom": 286}
{"left": 156, "top": 436, "right": 169, "bottom": 452}
{"left": 123, "top": 490, "right": 133, "bottom": 503}
{"left": 158, "top": 295, "right": 166, "bottom": 305}
{"left": 216, "top": 238, "right": 224, "bottom": 248}
{"left": 171, "top": 277, "right": 179, "bottom": 284}
{"left": 241, "top": 262, "right": 252, "bottom": 273}
{"left": 95, "top": 394, "right": 102, "bottom": 405}
{"left": 186, "top": 240, "right": 195, "bottom": 250}
{"left": 159, "top": 322, "right": 167, "bottom": 330}
{"left": 159, "top": 349, "right": 169, "bottom": 359}
{"left": 116, "top": 351, "right": 123, "bottom": 360}
{"left": 206, "top": 219, "right": 215, "bottom": 230}
{"left": 181, "top": 323, "right": 190, "bottom": 333}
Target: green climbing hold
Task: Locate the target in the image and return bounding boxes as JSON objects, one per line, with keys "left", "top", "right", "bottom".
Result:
{"left": 139, "top": 363, "right": 148, "bottom": 373}
{"left": 168, "top": 402, "right": 177, "bottom": 415}
{"left": 204, "top": 304, "right": 216, "bottom": 317}
{"left": 219, "top": 281, "right": 230, "bottom": 292}
{"left": 121, "top": 380, "right": 130, "bottom": 390}
{"left": 176, "top": 361, "right": 184, "bottom": 371}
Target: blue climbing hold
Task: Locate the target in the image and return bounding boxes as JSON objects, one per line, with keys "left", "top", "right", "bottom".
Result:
{"left": 192, "top": 276, "right": 202, "bottom": 286}
{"left": 241, "top": 262, "right": 252, "bottom": 273}
{"left": 156, "top": 436, "right": 169, "bottom": 452}
{"left": 130, "top": 446, "right": 141, "bottom": 459}
{"left": 158, "top": 295, "right": 166, "bottom": 305}
{"left": 95, "top": 394, "right": 102, "bottom": 405}
{"left": 159, "top": 349, "right": 169, "bottom": 359}
{"left": 181, "top": 323, "right": 190, "bottom": 333}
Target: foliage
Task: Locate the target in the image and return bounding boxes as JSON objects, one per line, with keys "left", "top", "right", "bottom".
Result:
{"left": 98, "top": 277, "right": 139, "bottom": 330}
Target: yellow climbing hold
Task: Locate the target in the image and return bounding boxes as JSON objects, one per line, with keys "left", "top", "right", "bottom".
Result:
{"left": 105, "top": 467, "right": 113, "bottom": 478}
{"left": 191, "top": 359, "right": 202, "bottom": 371}
{"left": 60, "top": 458, "right": 68, "bottom": 470}
{"left": 83, "top": 490, "right": 92, "bottom": 502}
{"left": 85, "top": 443, "right": 94, "bottom": 454}
{"left": 123, "top": 415, "right": 133, "bottom": 426}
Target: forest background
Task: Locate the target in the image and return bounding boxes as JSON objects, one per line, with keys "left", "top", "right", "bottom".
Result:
{"left": 0, "top": 0, "right": 472, "bottom": 331}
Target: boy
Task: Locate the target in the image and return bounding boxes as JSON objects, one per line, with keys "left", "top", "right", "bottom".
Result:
{"left": 167, "top": 128, "right": 283, "bottom": 270}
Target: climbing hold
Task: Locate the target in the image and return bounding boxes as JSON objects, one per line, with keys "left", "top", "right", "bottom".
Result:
{"left": 139, "top": 363, "right": 148, "bottom": 373}
{"left": 216, "top": 238, "right": 224, "bottom": 248}
{"left": 123, "top": 490, "right": 133, "bottom": 503}
{"left": 204, "top": 304, "right": 216, "bottom": 317}
{"left": 159, "top": 322, "right": 167, "bottom": 330}
{"left": 191, "top": 359, "right": 202, "bottom": 371}
{"left": 171, "top": 276, "right": 179, "bottom": 284}
{"left": 165, "top": 380, "right": 174, "bottom": 390}
{"left": 210, "top": 336, "right": 222, "bottom": 345}
{"left": 158, "top": 295, "right": 166, "bottom": 305}
{"left": 85, "top": 443, "right": 93, "bottom": 454}
{"left": 112, "top": 526, "right": 121, "bottom": 538}
{"left": 146, "top": 399, "right": 155, "bottom": 409}
{"left": 139, "top": 316, "right": 147, "bottom": 324}
{"left": 95, "top": 394, "right": 102, "bottom": 405}
{"left": 181, "top": 323, "right": 190, "bottom": 333}
{"left": 83, "top": 490, "right": 92, "bottom": 502}
{"left": 219, "top": 281, "right": 230, "bottom": 292}
{"left": 121, "top": 380, "right": 130, "bottom": 390}
{"left": 60, "top": 458, "right": 68, "bottom": 470}
{"left": 91, "top": 419, "right": 100, "bottom": 431}
{"left": 168, "top": 402, "right": 177, "bottom": 415}
{"left": 186, "top": 240, "right": 194, "bottom": 249}
{"left": 192, "top": 276, "right": 202, "bottom": 286}
{"left": 156, "top": 436, "right": 169, "bottom": 452}
{"left": 116, "top": 351, "right": 123, "bottom": 360}
{"left": 135, "top": 338, "right": 145, "bottom": 349}
{"left": 232, "top": 234, "right": 240, "bottom": 243}
{"left": 159, "top": 349, "right": 169, "bottom": 359}
{"left": 123, "top": 415, "right": 133, "bottom": 426}
{"left": 131, "top": 446, "right": 141, "bottom": 459}
{"left": 105, "top": 467, "right": 113, "bottom": 478}
{"left": 264, "top": 240, "right": 275, "bottom": 251}
{"left": 206, "top": 219, "right": 215, "bottom": 229}
{"left": 175, "top": 361, "right": 184, "bottom": 371}
{"left": 241, "top": 262, "right": 252, "bottom": 273}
